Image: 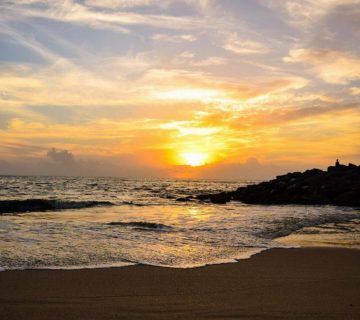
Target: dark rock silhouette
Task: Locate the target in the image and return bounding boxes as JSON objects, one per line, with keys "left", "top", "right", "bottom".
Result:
{"left": 196, "top": 161, "right": 360, "bottom": 206}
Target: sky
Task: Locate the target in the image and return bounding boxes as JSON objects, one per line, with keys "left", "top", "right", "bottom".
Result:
{"left": 0, "top": 0, "right": 359, "bottom": 179}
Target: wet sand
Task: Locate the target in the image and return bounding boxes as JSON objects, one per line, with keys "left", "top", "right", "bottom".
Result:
{"left": 1, "top": 247, "right": 359, "bottom": 319}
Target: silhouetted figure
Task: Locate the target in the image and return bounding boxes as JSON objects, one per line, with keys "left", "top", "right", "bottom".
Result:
{"left": 336, "top": 159, "right": 340, "bottom": 167}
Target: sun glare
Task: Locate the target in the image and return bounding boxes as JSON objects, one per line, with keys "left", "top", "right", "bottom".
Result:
{"left": 182, "top": 152, "right": 209, "bottom": 166}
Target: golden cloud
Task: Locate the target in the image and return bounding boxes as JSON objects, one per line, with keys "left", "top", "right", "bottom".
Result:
{"left": 284, "top": 48, "right": 360, "bottom": 84}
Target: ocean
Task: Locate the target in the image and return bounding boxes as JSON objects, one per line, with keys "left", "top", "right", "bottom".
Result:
{"left": 1, "top": 176, "right": 359, "bottom": 271}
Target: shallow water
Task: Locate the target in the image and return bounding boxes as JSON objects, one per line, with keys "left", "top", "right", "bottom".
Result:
{"left": 0, "top": 176, "right": 359, "bottom": 270}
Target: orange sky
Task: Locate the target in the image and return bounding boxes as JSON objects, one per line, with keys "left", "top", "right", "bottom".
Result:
{"left": 0, "top": 0, "right": 359, "bottom": 178}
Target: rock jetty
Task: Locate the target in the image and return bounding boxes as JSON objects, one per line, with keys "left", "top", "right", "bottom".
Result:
{"left": 196, "top": 161, "right": 360, "bottom": 206}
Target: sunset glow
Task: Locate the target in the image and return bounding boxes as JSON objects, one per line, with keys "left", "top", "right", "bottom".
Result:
{"left": 0, "top": 1, "right": 359, "bottom": 179}
{"left": 181, "top": 152, "right": 209, "bottom": 167}
{"left": 1, "top": 3, "right": 359, "bottom": 318}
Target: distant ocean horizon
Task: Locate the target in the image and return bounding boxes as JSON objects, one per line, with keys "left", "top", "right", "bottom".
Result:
{"left": 1, "top": 176, "right": 359, "bottom": 271}
{"left": 0, "top": 173, "right": 261, "bottom": 181}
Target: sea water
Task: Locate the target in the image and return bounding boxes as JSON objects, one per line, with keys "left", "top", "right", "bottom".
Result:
{"left": 0, "top": 176, "right": 359, "bottom": 270}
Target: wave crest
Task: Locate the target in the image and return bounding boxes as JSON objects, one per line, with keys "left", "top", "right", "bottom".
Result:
{"left": 0, "top": 199, "right": 114, "bottom": 214}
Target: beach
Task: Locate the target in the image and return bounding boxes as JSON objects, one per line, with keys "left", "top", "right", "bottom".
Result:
{"left": 1, "top": 247, "right": 359, "bottom": 320}
{"left": 1, "top": 0, "right": 359, "bottom": 318}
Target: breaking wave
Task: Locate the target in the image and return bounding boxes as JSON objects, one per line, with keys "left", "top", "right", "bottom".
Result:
{"left": 0, "top": 199, "right": 115, "bottom": 214}
{"left": 256, "top": 211, "right": 360, "bottom": 239}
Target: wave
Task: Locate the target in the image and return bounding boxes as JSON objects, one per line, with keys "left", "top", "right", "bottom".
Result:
{"left": 256, "top": 211, "right": 360, "bottom": 240}
{"left": 107, "top": 221, "right": 173, "bottom": 231}
{"left": 0, "top": 199, "right": 114, "bottom": 214}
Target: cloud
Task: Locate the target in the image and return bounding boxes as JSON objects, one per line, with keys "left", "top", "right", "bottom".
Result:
{"left": 151, "top": 33, "right": 197, "bottom": 42}
{"left": 85, "top": 0, "right": 212, "bottom": 11}
{"left": 273, "top": 103, "right": 359, "bottom": 123}
{"left": 265, "top": 0, "right": 360, "bottom": 30}
{"left": 350, "top": 87, "right": 360, "bottom": 95}
{"left": 0, "top": 147, "right": 176, "bottom": 178}
{"left": 29, "top": 105, "right": 82, "bottom": 124}
{"left": 223, "top": 33, "right": 269, "bottom": 55}
{"left": 191, "top": 56, "right": 227, "bottom": 66}
{"left": 0, "top": 55, "right": 155, "bottom": 108}
{"left": 0, "top": 0, "right": 212, "bottom": 34}
{"left": 230, "top": 77, "right": 308, "bottom": 101}
{"left": 47, "top": 148, "right": 76, "bottom": 166}
{"left": 284, "top": 48, "right": 360, "bottom": 84}
{"left": 85, "top": 0, "right": 163, "bottom": 8}
{"left": 231, "top": 103, "right": 360, "bottom": 129}
{"left": 0, "top": 24, "right": 59, "bottom": 63}
{"left": 0, "top": 111, "right": 14, "bottom": 129}
{"left": 175, "top": 52, "right": 227, "bottom": 67}
{"left": 0, "top": 0, "right": 359, "bottom": 178}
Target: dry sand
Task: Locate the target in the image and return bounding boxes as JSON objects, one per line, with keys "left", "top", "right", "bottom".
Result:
{"left": 1, "top": 247, "right": 359, "bottom": 319}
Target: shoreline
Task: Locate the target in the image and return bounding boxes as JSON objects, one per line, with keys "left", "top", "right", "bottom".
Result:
{"left": 1, "top": 247, "right": 360, "bottom": 319}
{"left": 0, "top": 244, "right": 301, "bottom": 272}
{"left": 1, "top": 243, "right": 359, "bottom": 272}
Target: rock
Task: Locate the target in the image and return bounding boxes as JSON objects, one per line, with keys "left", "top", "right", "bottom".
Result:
{"left": 197, "top": 161, "right": 360, "bottom": 206}
{"left": 196, "top": 192, "right": 231, "bottom": 204}
{"left": 208, "top": 192, "right": 231, "bottom": 204}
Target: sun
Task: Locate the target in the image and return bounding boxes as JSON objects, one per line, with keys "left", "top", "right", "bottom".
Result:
{"left": 181, "top": 152, "right": 208, "bottom": 167}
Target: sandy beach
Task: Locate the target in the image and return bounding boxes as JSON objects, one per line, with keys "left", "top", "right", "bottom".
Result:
{"left": 1, "top": 247, "right": 359, "bottom": 320}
